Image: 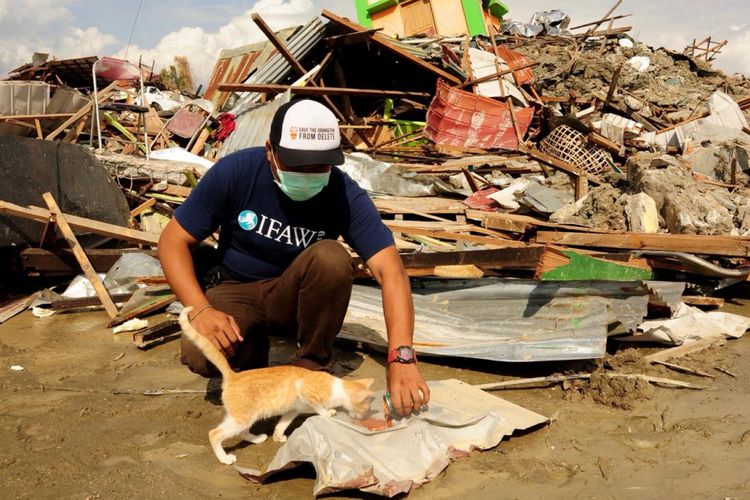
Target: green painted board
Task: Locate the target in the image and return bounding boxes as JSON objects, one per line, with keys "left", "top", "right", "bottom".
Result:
{"left": 355, "top": 0, "right": 373, "bottom": 26}
{"left": 462, "top": 0, "right": 487, "bottom": 36}
{"left": 541, "top": 251, "right": 653, "bottom": 282}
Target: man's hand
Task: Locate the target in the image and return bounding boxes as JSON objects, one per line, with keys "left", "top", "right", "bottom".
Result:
{"left": 387, "top": 362, "right": 430, "bottom": 418}
{"left": 191, "top": 307, "right": 243, "bottom": 358}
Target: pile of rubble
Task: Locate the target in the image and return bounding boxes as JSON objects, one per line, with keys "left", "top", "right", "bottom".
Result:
{"left": 3, "top": 4, "right": 750, "bottom": 345}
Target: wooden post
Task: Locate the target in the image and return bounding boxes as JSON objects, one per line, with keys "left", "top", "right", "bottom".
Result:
{"left": 41, "top": 193, "right": 119, "bottom": 319}
{"left": 575, "top": 175, "right": 589, "bottom": 200}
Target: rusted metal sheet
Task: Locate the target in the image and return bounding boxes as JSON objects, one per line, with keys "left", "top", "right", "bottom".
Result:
{"left": 203, "top": 42, "right": 266, "bottom": 111}
{"left": 424, "top": 80, "right": 534, "bottom": 151}
{"left": 494, "top": 46, "right": 536, "bottom": 85}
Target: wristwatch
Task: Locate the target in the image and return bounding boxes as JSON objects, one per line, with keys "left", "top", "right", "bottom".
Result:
{"left": 387, "top": 345, "right": 417, "bottom": 364}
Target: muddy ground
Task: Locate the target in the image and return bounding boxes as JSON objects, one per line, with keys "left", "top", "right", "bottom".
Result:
{"left": 1, "top": 297, "right": 750, "bottom": 499}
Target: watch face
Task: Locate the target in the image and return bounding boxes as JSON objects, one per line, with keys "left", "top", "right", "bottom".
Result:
{"left": 397, "top": 347, "right": 414, "bottom": 361}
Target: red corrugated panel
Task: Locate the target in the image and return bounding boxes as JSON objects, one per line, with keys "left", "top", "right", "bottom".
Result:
{"left": 204, "top": 59, "right": 231, "bottom": 101}
{"left": 424, "top": 80, "right": 534, "bottom": 151}
{"left": 494, "top": 46, "right": 535, "bottom": 86}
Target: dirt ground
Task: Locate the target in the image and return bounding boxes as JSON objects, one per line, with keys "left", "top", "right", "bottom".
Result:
{"left": 2, "top": 298, "right": 750, "bottom": 499}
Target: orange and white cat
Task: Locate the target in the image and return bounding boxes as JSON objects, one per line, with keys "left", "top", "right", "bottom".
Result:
{"left": 179, "top": 307, "right": 375, "bottom": 465}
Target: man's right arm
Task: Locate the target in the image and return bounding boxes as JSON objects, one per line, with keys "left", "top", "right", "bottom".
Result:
{"left": 158, "top": 219, "right": 243, "bottom": 357}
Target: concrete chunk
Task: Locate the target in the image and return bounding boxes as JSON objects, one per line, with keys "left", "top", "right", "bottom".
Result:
{"left": 624, "top": 192, "right": 659, "bottom": 233}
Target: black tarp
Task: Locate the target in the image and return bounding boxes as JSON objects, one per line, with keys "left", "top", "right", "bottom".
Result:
{"left": 0, "top": 135, "right": 129, "bottom": 248}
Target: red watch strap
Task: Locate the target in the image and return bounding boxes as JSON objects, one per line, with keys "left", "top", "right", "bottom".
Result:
{"left": 388, "top": 346, "right": 417, "bottom": 364}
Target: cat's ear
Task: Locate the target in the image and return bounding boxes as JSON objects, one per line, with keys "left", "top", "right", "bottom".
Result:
{"left": 358, "top": 378, "right": 375, "bottom": 389}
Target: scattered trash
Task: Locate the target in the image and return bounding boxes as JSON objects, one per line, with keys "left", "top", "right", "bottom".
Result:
{"left": 112, "top": 318, "right": 150, "bottom": 334}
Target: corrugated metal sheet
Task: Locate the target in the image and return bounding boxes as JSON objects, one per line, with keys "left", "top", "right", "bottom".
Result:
{"left": 339, "top": 280, "right": 680, "bottom": 362}
{"left": 0, "top": 81, "right": 50, "bottom": 136}
{"left": 203, "top": 33, "right": 298, "bottom": 112}
{"left": 230, "top": 17, "right": 327, "bottom": 115}
{"left": 220, "top": 93, "right": 290, "bottom": 157}
{"left": 203, "top": 47, "right": 263, "bottom": 111}
{"left": 220, "top": 17, "right": 327, "bottom": 156}
{"left": 424, "top": 79, "right": 533, "bottom": 151}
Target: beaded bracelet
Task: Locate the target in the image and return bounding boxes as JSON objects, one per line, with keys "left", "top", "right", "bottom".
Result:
{"left": 189, "top": 304, "right": 215, "bottom": 323}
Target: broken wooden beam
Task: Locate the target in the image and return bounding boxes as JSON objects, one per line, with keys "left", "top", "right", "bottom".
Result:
{"left": 42, "top": 192, "right": 119, "bottom": 319}
{"left": 0, "top": 200, "right": 160, "bottom": 246}
{"left": 535, "top": 231, "right": 750, "bottom": 258}
{"left": 321, "top": 9, "right": 462, "bottom": 85}
{"left": 21, "top": 248, "right": 158, "bottom": 276}
{"left": 361, "top": 246, "right": 547, "bottom": 271}
{"left": 133, "top": 318, "right": 182, "bottom": 349}
{"left": 107, "top": 286, "right": 176, "bottom": 328}
{"left": 217, "top": 83, "right": 431, "bottom": 100}
{"left": 644, "top": 336, "right": 727, "bottom": 363}
{"left": 518, "top": 143, "right": 602, "bottom": 185}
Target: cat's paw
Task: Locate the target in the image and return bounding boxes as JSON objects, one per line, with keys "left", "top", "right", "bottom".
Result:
{"left": 327, "top": 409, "right": 337, "bottom": 417}
{"left": 251, "top": 433, "right": 268, "bottom": 444}
{"left": 273, "top": 433, "right": 288, "bottom": 443}
{"left": 219, "top": 453, "right": 237, "bottom": 465}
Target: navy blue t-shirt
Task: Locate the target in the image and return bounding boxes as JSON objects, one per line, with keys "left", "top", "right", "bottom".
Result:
{"left": 174, "top": 147, "right": 394, "bottom": 281}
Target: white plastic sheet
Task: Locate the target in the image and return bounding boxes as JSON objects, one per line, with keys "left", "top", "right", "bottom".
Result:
{"left": 235, "top": 379, "right": 547, "bottom": 496}
{"left": 624, "top": 302, "right": 750, "bottom": 344}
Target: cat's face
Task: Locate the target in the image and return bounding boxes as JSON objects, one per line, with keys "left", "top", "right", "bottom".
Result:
{"left": 345, "top": 378, "right": 375, "bottom": 419}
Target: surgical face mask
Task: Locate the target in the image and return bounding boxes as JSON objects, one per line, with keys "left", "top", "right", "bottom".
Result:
{"left": 274, "top": 168, "right": 331, "bottom": 201}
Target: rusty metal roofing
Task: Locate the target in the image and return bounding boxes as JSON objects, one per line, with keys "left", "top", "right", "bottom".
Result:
{"left": 424, "top": 79, "right": 534, "bottom": 151}
{"left": 203, "top": 26, "right": 297, "bottom": 112}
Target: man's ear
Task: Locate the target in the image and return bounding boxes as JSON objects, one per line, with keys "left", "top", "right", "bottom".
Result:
{"left": 265, "top": 140, "right": 273, "bottom": 161}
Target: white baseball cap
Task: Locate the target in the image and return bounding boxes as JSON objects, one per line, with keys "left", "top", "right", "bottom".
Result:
{"left": 269, "top": 99, "right": 344, "bottom": 167}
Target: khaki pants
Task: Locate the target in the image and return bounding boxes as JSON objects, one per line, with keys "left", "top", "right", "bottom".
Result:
{"left": 180, "top": 240, "right": 354, "bottom": 377}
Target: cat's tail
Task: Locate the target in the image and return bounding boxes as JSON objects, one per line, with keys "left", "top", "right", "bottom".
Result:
{"left": 179, "top": 306, "right": 234, "bottom": 379}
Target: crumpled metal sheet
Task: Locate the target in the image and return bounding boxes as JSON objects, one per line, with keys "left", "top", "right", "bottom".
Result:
{"left": 340, "top": 280, "right": 665, "bottom": 362}
{"left": 235, "top": 379, "right": 548, "bottom": 496}
{"left": 338, "top": 153, "right": 453, "bottom": 197}
{"left": 503, "top": 10, "right": 570, "bottom": 37}
{"left": 424, "top": 80, "right": 534, "bottom": 151}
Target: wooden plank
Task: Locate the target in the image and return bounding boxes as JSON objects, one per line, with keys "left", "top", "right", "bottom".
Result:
{"left": 644, "top": 337, "right": 727, "bottom": 363}
{"left": 42, "top": 192, "right": 119, "bottom": 319}
{"left": 383, "top": 222, "right": 526, "bottom": 247}
{"left": 321, "top": 9, "right": 462, "bottom": 85}
{"left": 0, "top": 200, "right": 160, "bottom": 246}
{"left": 535, "top": 231, "right": 750, "bottom": 257}
{"left": 189, "top": 128, "right": 211, "bottom": 155}
{"left": 50, "top": 293, "right": 134, "bottom": 310}
{"left": 0, "top": 113, "right": 76, "bottom": 121}
{"left": 133, "top": 318, "right": 182, "bottom": 350}
{"left": 107, "top": 287, "right": 176, "bottom": 328}
{"left": 129, "top": 197, "right": 156, "bottom": 218}
{"left": 681, "top": 296, "right": 724, "bottom": 308}
{"left": 0, "top": 293, "right": 38, "bottom": 324}
{"left": 21, "top": 248, "right": 157, "bottom": 275}
{"left": 218, "top": 83, "right": 431, "bottom": 100}
{"left": 34, "top": 119, "right": 43, "bottom": 139}
{"left": 466, "top": 209, "right": 612, "bottom": 234}
{"left": 397, "top": 246, "right": 545, "bottom": 269}
{"left": 518, "top": 143, "right": 602, "bottom": 185}
{"left": 373, "top": 196, "right": 466, "bottom": 214}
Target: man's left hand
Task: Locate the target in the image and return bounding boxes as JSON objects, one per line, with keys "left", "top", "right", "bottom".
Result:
{"left": 387, "top": 362, "right": 430, "bottom": 418}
